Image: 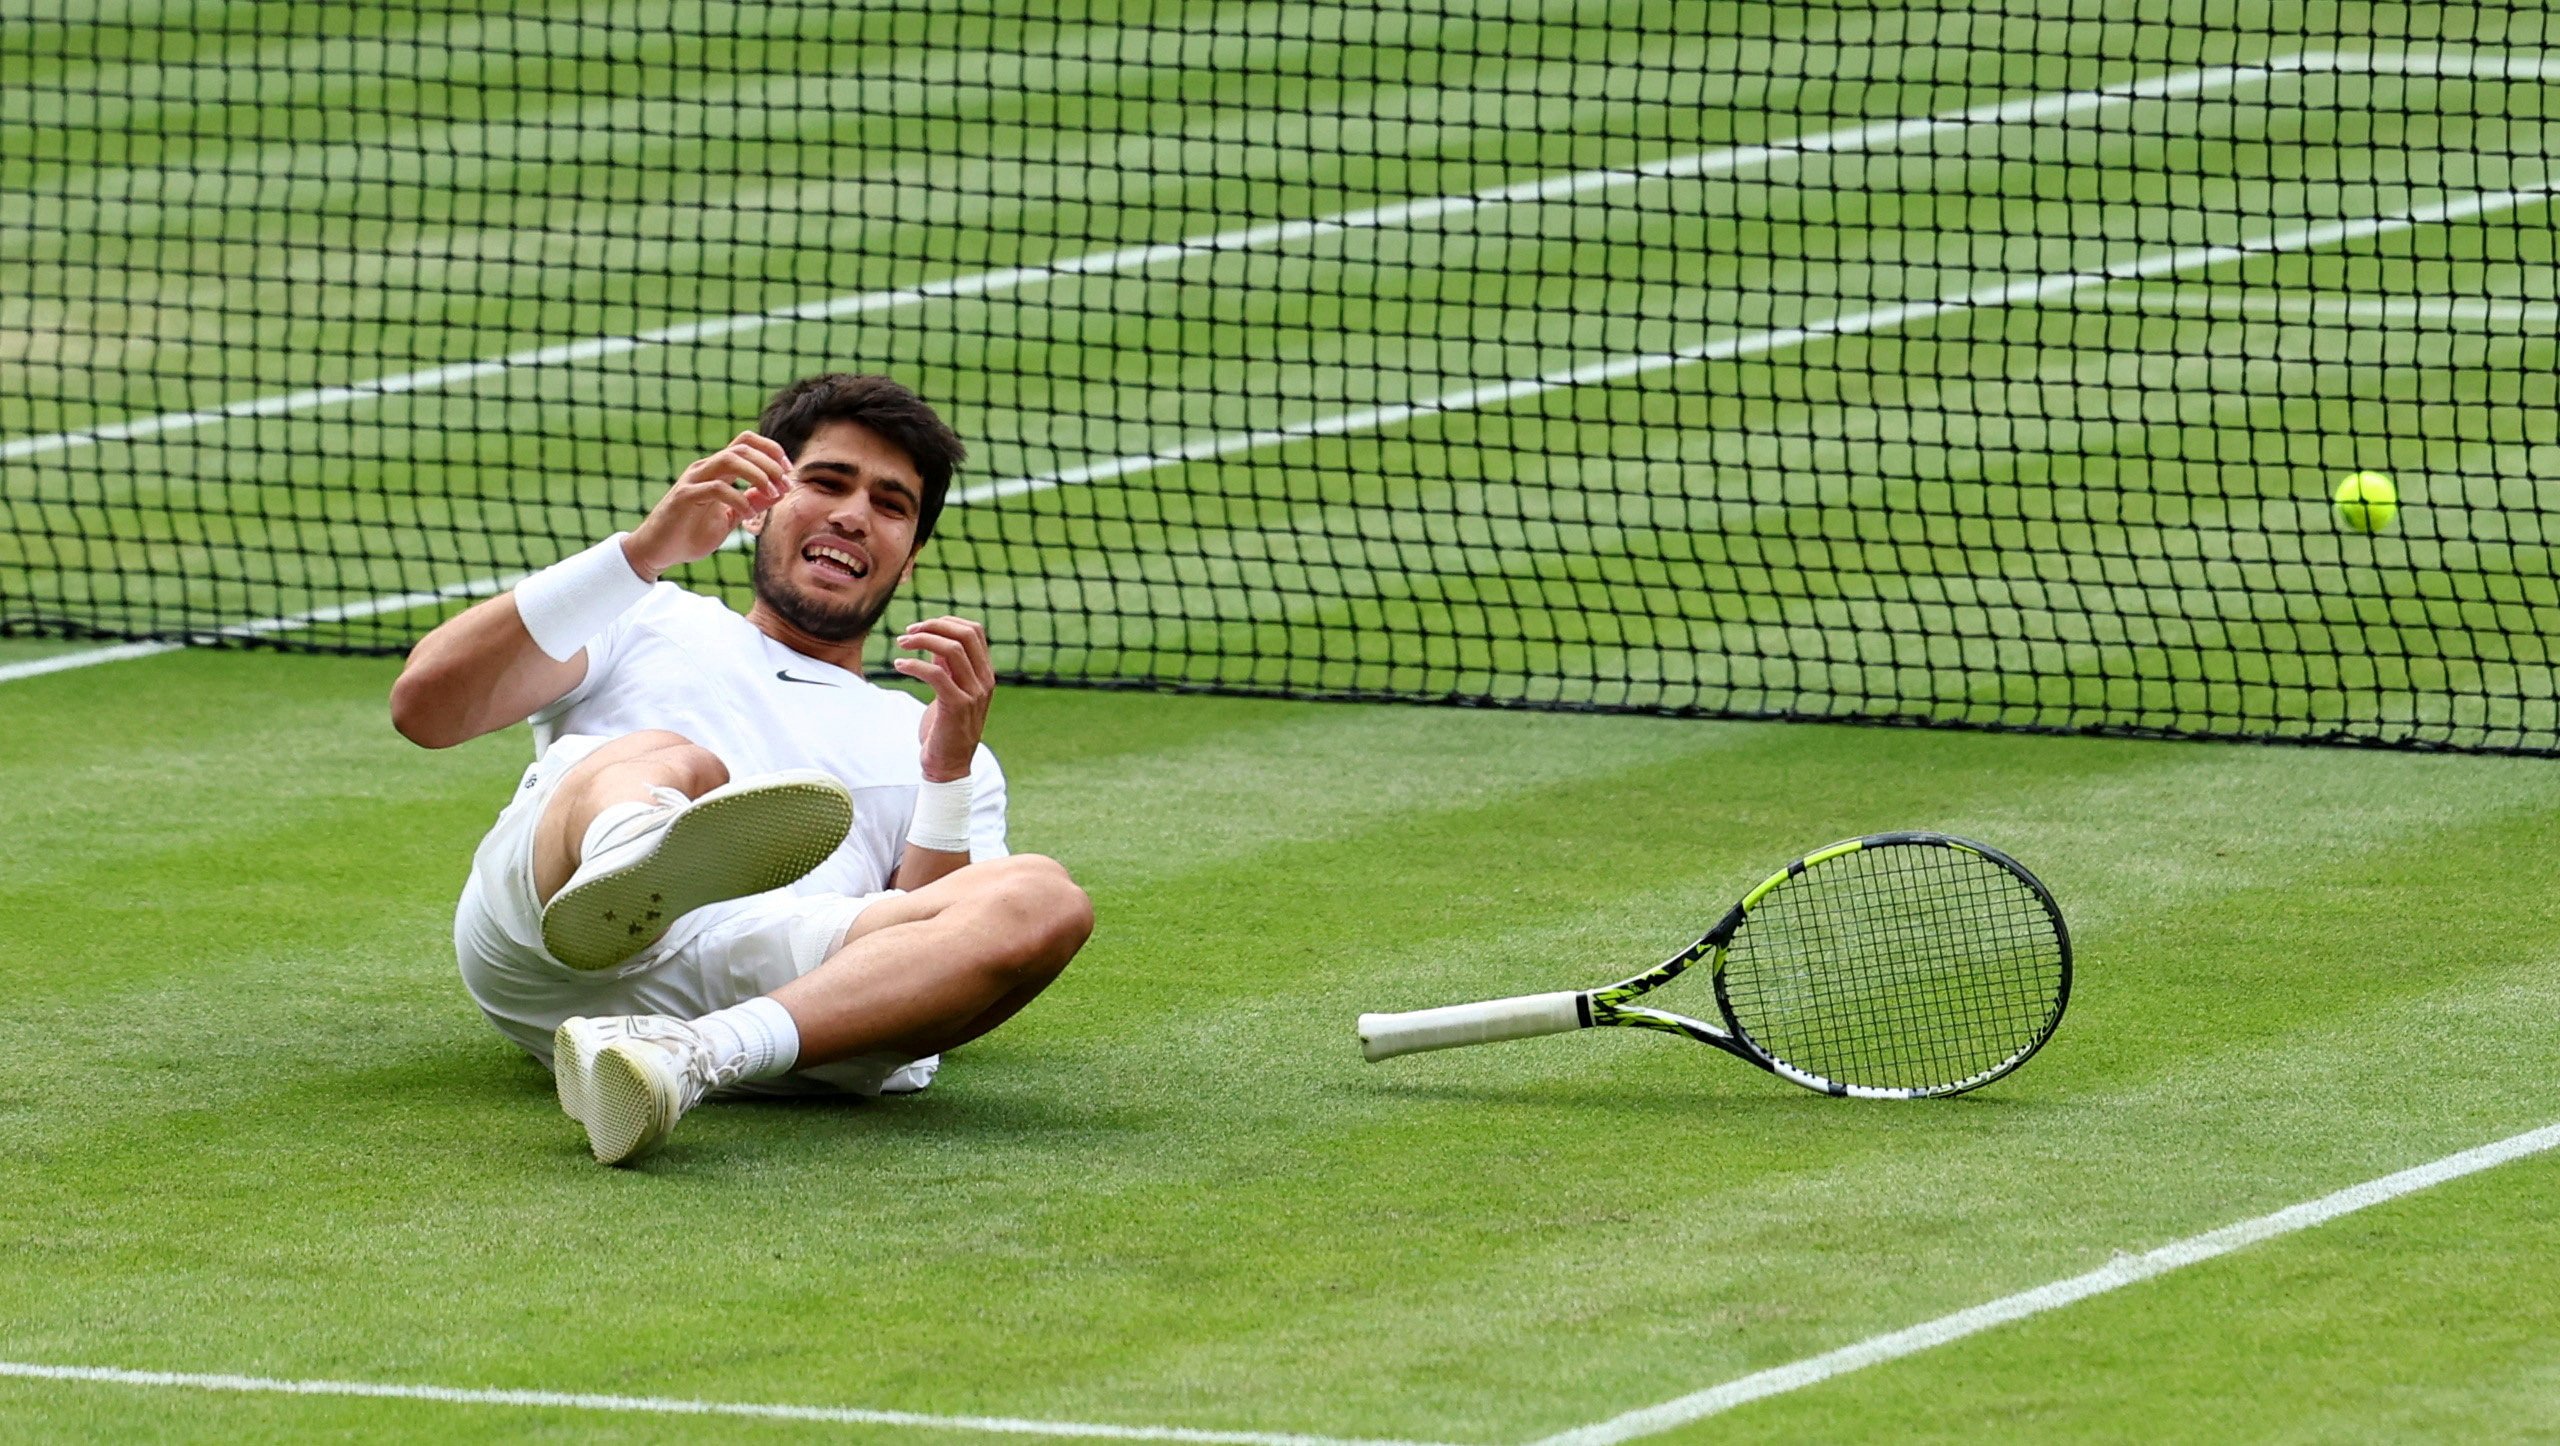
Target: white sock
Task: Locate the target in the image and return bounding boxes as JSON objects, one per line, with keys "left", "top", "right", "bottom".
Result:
{"left": 689, "top": 997, "right": 801, "bottom": 1081}
{"left": 576, "top": 787, "right": 688, "bottom": 867}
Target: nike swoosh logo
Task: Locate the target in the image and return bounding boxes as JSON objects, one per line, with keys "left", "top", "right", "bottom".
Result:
{"left": 775, "top": 669, "right": 839, "bottom": 687}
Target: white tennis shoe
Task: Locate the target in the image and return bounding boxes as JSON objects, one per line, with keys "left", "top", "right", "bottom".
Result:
{"left": 553, "top": 1014, "right": 743, "bottom": 1165}
{"left": 539, "top": 769, "right": 853, "bottom": 971}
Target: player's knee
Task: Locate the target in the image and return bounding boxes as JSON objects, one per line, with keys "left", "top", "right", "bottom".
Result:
{"left": 616, "top": 730, "right": 728, "bottom": 795}
{"left": 980, "top": 854, "right": 1092, "bottom": 971}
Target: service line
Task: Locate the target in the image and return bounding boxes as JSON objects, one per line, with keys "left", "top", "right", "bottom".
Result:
{"left": 0, "top": 640, "right": 178, "bottom": 684}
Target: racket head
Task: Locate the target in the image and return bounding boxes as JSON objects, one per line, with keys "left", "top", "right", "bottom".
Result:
{"left": 1709, "top": 832, "right": 2070, "bottom": 1098}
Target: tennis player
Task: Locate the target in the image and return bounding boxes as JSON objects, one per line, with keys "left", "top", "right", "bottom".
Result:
{"left": 390, "top": 374, "right": 1092, "bottom": 1165}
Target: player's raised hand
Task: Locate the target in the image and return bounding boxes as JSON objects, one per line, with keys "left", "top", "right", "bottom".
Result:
{"left": 895, "top": 615, "right": 995, "bottom": 782}
{"left": 623, "top": 431, "right": 795, "bottom": 579}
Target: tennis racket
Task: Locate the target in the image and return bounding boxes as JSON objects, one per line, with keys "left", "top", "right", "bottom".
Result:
{"left": 1357, "top": 831, "right": 2069, "bottom": 1098}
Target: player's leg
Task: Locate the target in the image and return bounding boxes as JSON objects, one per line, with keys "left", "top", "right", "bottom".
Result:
{"left": 557, "top": 855, "right": 1092, "bottom": 1164}
{"left": 771, "top": 853, "right": 1093, "bottom": 1062}
{"left": 530, "top": 729, "right": 728, "bottom": 901}
{"left": 531, "top": 729, "right": 854, "bottom": 971}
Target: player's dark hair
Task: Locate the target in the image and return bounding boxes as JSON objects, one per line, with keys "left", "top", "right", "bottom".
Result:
{"left": 757, "top": 374, "right": 967, "bottom": 547}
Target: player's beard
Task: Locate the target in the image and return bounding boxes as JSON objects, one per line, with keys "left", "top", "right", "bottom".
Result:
{"left": 752, "top": 528, "right": 899, "bottom": 643}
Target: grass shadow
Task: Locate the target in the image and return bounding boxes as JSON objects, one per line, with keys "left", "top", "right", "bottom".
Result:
{"left": 1332, "top": 1074, "right": 2042, "bottom": 1115}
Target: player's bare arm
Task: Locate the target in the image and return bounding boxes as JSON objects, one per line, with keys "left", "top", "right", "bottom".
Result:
{"left": 387, "top": 431, "right": 794, "bottom": 749}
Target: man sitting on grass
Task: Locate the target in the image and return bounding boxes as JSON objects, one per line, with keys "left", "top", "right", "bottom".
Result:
{"left": 391, "top": 373, "right": 1092, "bottom": 1165}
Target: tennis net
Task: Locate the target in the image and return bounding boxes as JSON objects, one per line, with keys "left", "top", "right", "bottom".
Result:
{"left": 5, "top": 3, "right": 2555, "bottom": 750}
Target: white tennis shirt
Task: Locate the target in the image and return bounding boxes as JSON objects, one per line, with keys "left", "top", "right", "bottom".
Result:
{"left": 530, "top": 583, "right": 1009, "bottom": 901}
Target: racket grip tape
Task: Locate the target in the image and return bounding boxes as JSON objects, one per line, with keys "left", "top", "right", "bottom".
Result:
{"left": 1358, "top": 991, "right": 1588, "bottom": 1062}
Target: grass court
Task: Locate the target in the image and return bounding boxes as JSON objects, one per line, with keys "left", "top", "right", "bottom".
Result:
{"left": 5, "top": 0, "right": 2559, "bottom": 1438}
{"left": 5, "top": 651, "right": 2558, "bottom": 1439}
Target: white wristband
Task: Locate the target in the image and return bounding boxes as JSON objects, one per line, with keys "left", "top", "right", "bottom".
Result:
{"left": 516, "top": 533, "right": 652, "bottom": 662}
{"left": 906, "top": 776, "right": 975, "bottom": 854}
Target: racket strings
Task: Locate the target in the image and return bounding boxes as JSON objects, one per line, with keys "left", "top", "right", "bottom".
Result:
{"left": 1793, "top": 870, "right": 2057, "bottom": 1086}
{"left": 1755, "top": 856, "right": 2057, "bottom": 1087}
{"left": 1720, "top": 844, "right": 2065, "bottom": 1093}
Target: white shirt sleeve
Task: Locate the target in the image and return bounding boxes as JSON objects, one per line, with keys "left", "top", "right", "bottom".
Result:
{"left": 967, "top": 744, "right": 1009, "bottom": 862}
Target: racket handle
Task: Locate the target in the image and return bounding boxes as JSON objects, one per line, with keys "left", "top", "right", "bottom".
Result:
{"left": 1358, "top": 991, "right": 1587, "bottom": 1062}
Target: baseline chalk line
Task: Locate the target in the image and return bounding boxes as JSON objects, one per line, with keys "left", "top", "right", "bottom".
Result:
{"left": 0, "top": 1362, "right": 1456, "bottom": 1446}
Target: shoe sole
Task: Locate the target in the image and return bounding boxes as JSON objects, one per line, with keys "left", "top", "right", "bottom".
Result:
{"left": 541, "top": 773, "right": 853, "bottom": 972}
{"left": 553, "top": 1017, "right": 607, "bottom": 1125}
{"left": 584, "top": 1040, "right": 679, "bottom": 1165}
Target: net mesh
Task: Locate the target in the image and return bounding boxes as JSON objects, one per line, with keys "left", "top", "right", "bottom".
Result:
{"left": 1719, "top": 840, "right": 2067, "bottom": 1095}
{"left": 6, "top": 3, "right": 2556, "bottom": 750}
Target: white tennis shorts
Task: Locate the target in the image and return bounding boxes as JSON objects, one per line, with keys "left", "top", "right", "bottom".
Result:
{"left": 452, "top": 734, "right": 937, "bottom": 1096}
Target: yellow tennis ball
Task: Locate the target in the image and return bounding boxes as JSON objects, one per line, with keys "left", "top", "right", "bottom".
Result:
{"left": 2333, "top": 471, "right": 2398, "bottom": 533}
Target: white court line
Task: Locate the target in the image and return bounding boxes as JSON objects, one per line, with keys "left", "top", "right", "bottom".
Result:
{"left": 7, "top": 1120, "right": 2556, "bottom": 1438}
{"left": 1530, "top": 1118, "right": 2560, "bottom": 1446}
{"left": 0, "top": 640, "right": 178, "bottom": 683}
{"left": 0, "top": 54, "right": 2312, "bottom": 465}
{"left": 0, "top": 1362, "right": 1455, "bottom": 1446}
{"left": 0, "top": 51, "right": 2305, "bottom": 683}
{"left": 8, "top": 46, "right": 2548, "bottom": 687}
{"left": 957, "top": 178, "right": 2558, "bottom": 505}
{"left": 27, "top": 40, "right": 2553, "bottom": 472}
{"left": 0, "top": 573, "right": 534, "bottom": 683}
{"left": 2083, "top": 285, "right": 2560, "bottom": 328}
{"left": 2333, "top": 48, "right": 2560, "bottom": 79}
{"left": 9, "top": 176, "right": 2550, "bottom": 688}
